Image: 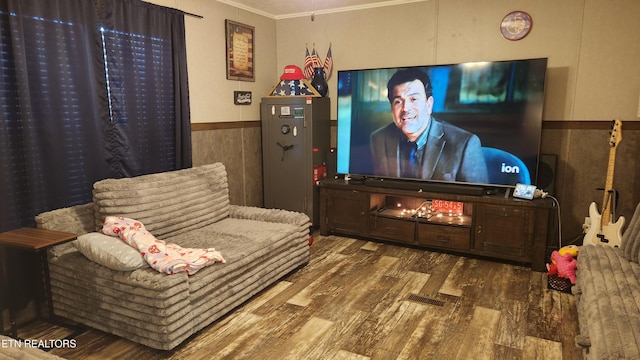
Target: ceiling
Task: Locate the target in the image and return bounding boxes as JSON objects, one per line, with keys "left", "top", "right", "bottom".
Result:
{"left": 217, "top": 0, "right": 428, "bottom": 19}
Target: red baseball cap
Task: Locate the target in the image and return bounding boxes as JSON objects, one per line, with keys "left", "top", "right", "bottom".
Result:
{"left": 280, "top": 65, "right": 305, "bottom": 80}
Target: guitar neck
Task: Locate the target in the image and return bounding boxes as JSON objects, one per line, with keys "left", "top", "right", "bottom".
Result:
{"left": 601, "top": 146, "right": 617, "bottom": 224}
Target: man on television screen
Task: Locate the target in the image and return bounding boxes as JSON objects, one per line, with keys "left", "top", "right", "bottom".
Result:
{"left": 370, "top": 68, "right": 488, "bottom": 183}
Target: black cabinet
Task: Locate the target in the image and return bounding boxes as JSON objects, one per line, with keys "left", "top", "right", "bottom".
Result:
{"left": 261, "top": 97, "right": 330, "bottom": 226}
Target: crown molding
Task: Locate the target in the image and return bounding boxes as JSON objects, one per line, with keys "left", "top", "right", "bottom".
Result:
{"left": 216, "top": 0, "right": 276, "bottom": 19}
{"left": 217, "top": 0, "right": 429, "bottom": 20}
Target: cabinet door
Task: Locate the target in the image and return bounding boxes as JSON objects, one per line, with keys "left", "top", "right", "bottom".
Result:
{"left": 474, "top": 205, "right": 534, "bottom": 262}
{"left": 262, "top": 104, "right": 308, "bottom": 215}
{"left": 323, "top": 188, "right": 369, "bottom": 236}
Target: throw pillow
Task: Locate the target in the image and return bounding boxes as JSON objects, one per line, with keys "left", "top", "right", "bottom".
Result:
{"left": 73, "top": 232, "right": 147, "bottom": 271}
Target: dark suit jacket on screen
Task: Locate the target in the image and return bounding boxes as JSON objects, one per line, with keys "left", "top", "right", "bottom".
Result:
{"left": 370, "top": 118, "right": 488, "bottom": 183}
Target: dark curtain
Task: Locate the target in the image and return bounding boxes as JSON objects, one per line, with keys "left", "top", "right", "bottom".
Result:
{"left": 99, "top": 0, "right": 192, "bottom": 177}
{"left": 0, "top": 0, "right": 108, "bottom": 232}
{"left": 0, "top": 0, "right": 191, "bottom": 231}
{"left": 0, "top": 0, "right": 191, "bottom": 319}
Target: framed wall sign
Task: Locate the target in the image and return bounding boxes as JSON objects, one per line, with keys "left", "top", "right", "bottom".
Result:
{"left": 225, "top": 19, "right": 255, "bottom": 81}
{"left": 234, "top": 91, "right": 252, "bottom": 105}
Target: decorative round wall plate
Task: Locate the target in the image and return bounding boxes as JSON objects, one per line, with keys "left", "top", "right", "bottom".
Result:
{"left": 500, "top": 11, "right": 532, "bottom": 41}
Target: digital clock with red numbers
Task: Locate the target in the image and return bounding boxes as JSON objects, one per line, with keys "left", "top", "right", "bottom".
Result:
{"left": 431, "top": 200, "right": 464, "bottom": 215}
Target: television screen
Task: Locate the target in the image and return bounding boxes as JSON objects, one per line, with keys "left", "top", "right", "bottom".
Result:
{"left": 336, "top": 58, "right": 547, "bottom": 189}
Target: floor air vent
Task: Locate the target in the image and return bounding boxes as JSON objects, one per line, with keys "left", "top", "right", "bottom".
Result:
{"left": 408, "top": 294, "right": 445, "bottom": 307}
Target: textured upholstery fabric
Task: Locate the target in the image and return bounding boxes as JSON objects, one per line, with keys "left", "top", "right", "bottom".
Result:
{"left": 37, "top": 163, "right": 310, "bottom": 350}
{"left": 92, "top": 163, "right": 230, "bottom": 238}
{"left": 34, "top": 202, "right": 96, "bottom": 235}
{"left": 622, "top": 203, "right": 640, "bottom": 263}
{"left": 34, "top": 203, "right": 96, "bottom": 257}
{"left": 73, "top": 232, "right": 148, "bottom": 271}
{"left": 574, "top": 202, "right": 640, "bottom": 359}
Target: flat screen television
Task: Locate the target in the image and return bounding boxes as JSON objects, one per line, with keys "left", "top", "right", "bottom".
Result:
{"left": 336, "top": 57, "right": 547, "bottom": 192}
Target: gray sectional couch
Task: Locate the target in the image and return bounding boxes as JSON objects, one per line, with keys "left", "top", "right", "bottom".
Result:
{"left": 573, "top": 202, "right": 640, "bottom": 359}
{"left": 35, "top": 163, "right": 311, "bottom": 350}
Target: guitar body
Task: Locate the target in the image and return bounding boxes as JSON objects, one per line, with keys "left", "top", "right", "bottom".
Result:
{"left": 583, "top": 202, "right": 625, "bottom": 247}
{"left": 583, "top": 119, "right": 624, "bottom": 248}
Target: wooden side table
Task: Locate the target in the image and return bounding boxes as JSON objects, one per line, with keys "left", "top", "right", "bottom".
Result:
{"left": 0, "top": 228, "right": 77, "bottom": 337}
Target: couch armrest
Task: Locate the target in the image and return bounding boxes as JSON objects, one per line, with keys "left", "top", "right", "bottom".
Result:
{"left": 35, "top": 202, "right": 96, "bottom": 234}
{"left": 34, "top": 202, "right": 96, "bottom": 258}
{"left": 228, "top": 205, "right": 310, "bottom": 227}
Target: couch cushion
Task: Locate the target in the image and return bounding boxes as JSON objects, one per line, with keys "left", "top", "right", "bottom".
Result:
{"left": 575, "top": 244, "right": 640, "bottom": 359}
{"left": 622, "top": 203, "right": 640, "bottom": 263}
{"left": 166, "top": 217, "right": 309, "bottom": 292}
{"left": 92, "top": 163, "right": 229, "bottom": 238}
{"left": 73, "top": 232, "right": 148, "bottom": 271}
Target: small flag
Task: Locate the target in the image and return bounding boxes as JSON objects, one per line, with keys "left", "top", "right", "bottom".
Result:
{"left": 303, "top": 45, "right": 313, "bottom": 79}
{"left": 311, "top": 46, "right": 321, "bottom": 69}
{"left": 323, "top": 44, "right": 333, "bottom": 80}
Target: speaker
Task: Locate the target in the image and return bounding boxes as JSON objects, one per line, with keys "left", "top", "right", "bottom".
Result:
{"left": 537, "top": 154, "right": 557, "bottom": 195}
{"left": 326, "top": 147, "right": 337, "bottom": 178}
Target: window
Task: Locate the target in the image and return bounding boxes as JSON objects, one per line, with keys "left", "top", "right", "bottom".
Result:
{"left": 0, "top": 0, "right": 191, "bottom": 232}
{"left": 100, "top": 26, "right": 180, "bottom": 176}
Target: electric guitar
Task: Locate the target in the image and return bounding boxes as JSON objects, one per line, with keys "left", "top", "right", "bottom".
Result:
{"left": 583, "top": 119, "right": 625, "bottom": 247}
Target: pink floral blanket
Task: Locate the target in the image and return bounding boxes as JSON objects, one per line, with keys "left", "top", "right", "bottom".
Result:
{"left": 102, "top": 216, "right": 225, "bottom": 275}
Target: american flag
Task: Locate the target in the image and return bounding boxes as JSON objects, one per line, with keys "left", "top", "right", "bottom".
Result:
{"left": 271, "top": 80, "right": 317, "bottom": 96}
{"left": 311, "top": 47, "right": 321, "bottom": 68}
{"left": 304, "top": 46, "right": 313, "bottom": 79}
{"left": 323, "top": 44, "right": 333, "bottom": 80}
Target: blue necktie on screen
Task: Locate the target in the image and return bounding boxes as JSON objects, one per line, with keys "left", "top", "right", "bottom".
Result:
{"left": 409, "top": 146, "right": 416, "bottom": 169}
{"left": 401, "top": 142, "right": 417, "bottom": 178}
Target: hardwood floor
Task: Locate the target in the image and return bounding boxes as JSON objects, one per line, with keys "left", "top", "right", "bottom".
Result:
{"left": 17, "top": 234, "right": 583, "bottom": 359}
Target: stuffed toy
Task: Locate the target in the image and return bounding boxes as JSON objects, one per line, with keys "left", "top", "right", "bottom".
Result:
{"left": 546, "top": 245, "right": 579, "bottom": 284}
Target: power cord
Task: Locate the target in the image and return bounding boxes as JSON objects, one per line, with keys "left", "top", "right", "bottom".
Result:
{"left": 531, "top": 189, "right": 563, "bottom": 248}
{"left": 545, "top": 194, "right": 562, "bottom": 249}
